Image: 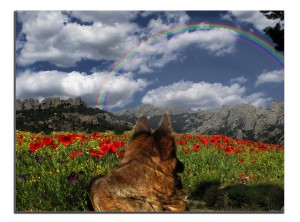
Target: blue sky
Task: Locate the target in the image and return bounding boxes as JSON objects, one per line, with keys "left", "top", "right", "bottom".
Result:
{"left": 15, "top": 11, "right": 284, "bottom": 111}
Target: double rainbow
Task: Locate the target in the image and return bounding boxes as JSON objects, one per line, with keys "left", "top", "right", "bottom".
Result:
{"left": 97, "top": 22, "right": 284, "bottom": 109}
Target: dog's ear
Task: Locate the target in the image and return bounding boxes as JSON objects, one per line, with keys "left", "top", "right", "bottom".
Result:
{"left": 133, "top": 115, "right": 151, "bottom": 136}
{"left": 156, "top": 112, "right": 173, "bottom": 135}
{"left": 154, "top": 112, "right": 175, "bottom": 160}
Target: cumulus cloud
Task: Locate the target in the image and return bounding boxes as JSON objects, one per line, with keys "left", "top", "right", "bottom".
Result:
{"left": 70, "top": 11, "right": 138, "bottom": 25}
{"left": 16, "top": 11, "right": 191, "bottom": 68}
{"left": 229, "top": 76, "right": 248, "bottom": 84}
{"left": 146, "top": 11, "right": 190, "bottom": 35}
{"left": 142, "top": 80, "right": 271, "bottom": 111}
{"left": 17, "top": 11, "right": 140, "bottom": 67}
{"left": 123, "top": 28, "right": 238, "bottom": 73}
{"left": 221, "top": 11, "right": 280, "bottom": 32}
{"left": 17, "top": 11, "right": 237, "bottom": 74}
{"left": 255, "top": 69, "right": 284, "bottom": 86}
{"left": 16, "top": 70, "right": 148, "bottom": 109}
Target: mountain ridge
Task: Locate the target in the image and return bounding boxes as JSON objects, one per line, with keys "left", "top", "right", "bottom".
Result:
{"left": 15, "top": 97, "right": 284, "bottom": 145}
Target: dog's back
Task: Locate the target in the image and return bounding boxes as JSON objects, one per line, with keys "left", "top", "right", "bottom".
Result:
{"left": 88, "top": 113, "right": 186, "bottom": 212}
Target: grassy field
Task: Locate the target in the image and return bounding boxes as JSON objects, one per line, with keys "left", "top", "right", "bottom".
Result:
{"left": 15, "top": 131, "right": 284, "bottom": 212}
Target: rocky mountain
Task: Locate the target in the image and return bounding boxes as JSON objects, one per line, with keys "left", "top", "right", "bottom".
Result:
{"left": 15, "top": 97, "right": 284, "bottom": 145}
{"left": 114, "top": 102, "right": 284, "bottom": 145}
{"left": 16, "top": 97, "right": 133, "bottom": 134}
{"left": 114, "top": 104, "right": 186, "bottom": 123}
{"left": 16, "top": 97, "right": 86, "bottom": 111}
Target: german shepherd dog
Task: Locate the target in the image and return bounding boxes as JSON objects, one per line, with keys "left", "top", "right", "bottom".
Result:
{"left": 88, "top": 112, "right": 186, "bottom": 212}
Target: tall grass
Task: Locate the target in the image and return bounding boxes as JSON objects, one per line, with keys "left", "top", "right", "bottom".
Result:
{"left": 16, "top": 131, "right": 284, "bottom": 212}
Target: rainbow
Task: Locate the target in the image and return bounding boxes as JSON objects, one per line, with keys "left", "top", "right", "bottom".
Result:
{"left": 97, "top": 22, "right": 284, "bottom": 109}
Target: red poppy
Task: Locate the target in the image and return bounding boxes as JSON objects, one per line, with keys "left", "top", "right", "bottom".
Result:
{"left": 57, "top": 134, "right": 76, "bottom": 146}
{"left": 113, "top": 141, "right": 122, "bottom": 150}
{"left": 91, "top": 132, "right": 102, "bottom": 139}
{"left": 42, "top": 137, "right": 53, "bottom": 146}
{"left": 240, "top": 159, "right": 245, "bottom": 164}
{"left": 29, "top": 142, "right": 43, "bottom": 152}
{"left": 182, "top": 148, "right": 189, "bottom": 154}
{"left": 224, "top": 146, "right": 234, "bottom": 154}
{"left": 200, "top": 137, "right": 208, "bottom": 146}
{"left": 89, "top": 149, "right": 104, "bottom": 158}
{"left": 18, "top": 135, "right": 24, "bottom": 141}
{"left": 210, "top": 135, "right": 220, "bottom": 145}
{"left": 117, "top": 152, "right": 125, "bottom": 158}
{"left": 99, "top": 144, "right": 110, "bottom": 153}
{"left": 52, "top": 144, "right": 58, "bottom": 150}
{"left": 69, "top": 150, "right": 84, "bottom": 159}
{"left": 100, "top": 143, "right": 117, "bottom": 154}
{"left": 179, "top": 140, "right": 186, "bottom": 146}
{"left": 193, "top": 144, "right": 201, "bottom": 152}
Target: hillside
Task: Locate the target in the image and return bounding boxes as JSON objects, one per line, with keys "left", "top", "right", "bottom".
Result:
{"left": 16, "top": 97, "right": 133, "bottom": 134}
{"left": 114, "top": 102, "right": 284, "bottom": 145}
{"left": 15, "top": 97, "right": 284, "bottom": 144}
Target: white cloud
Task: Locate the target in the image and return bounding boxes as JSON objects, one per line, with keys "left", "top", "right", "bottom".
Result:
{"left": 147, "top": 11, "right": 190, "bottom": 35}
{"left": 17, "top": 12, "right": 237, "bottom": 74}
{"left": 70, "top": 11, "right": 138, "bottom": 25}
{"left": 17, "top": 11, "right": 140, "bottom": 67}
{"left": 229, "top": 76, "right": 248, "bottom": 84}
{"left": 222, "top": 11, "right": 280, "bottom": 32}
{"left": 142, "top": 80, "right": 271, "bottom": 111}
{"left": 255, "top": 69, "right": 284, "bottom": 86}
{"left": 16, "top": 11, "right": 191, "bottom": 68}
{"left": 16, "top": 70, "right": 148, "bottom": 109}
{"left": 122, "top": 28, "right": 238, "bottom": 73}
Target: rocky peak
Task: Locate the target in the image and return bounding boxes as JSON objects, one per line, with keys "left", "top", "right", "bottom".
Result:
{"left": 16, "top": 97, "right": 86, "bottom": 111}
{"left": 114, "top": 104, "right": 186, "bottom": 118}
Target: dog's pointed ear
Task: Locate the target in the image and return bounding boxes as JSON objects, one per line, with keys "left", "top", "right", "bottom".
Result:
{"left": 156, "top": 112, "right": 173, "bottom": 134}
{"left": 153, "top": 112, "right": 175, "bottom": 160}
{"left": 133, "top": 115, "right": 151, "bottom": 135}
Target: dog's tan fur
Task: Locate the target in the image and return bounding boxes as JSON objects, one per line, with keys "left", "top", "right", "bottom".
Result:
{"left": 88, "top": 112, "right": 186, "bottom": 212}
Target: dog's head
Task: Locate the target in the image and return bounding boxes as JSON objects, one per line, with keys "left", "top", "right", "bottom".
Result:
{"left": 125, "top": 112, "right": 184, "bottom": 180}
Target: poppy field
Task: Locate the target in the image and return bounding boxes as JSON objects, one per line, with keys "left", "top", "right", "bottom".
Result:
{"left": 15, "top": 130, "right": 284, "bottom": 212}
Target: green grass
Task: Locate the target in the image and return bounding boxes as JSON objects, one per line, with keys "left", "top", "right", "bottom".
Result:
{"left": 15, "top": 131, "right": 284, "bottom": 212}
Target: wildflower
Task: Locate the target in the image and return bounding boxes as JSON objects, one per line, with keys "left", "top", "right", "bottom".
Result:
{"left": 17, "top": 135, "right": 24, "bottom": 141}
{"left": 193, "top": 144, "right": 201, "bottom": 152}
{"left": 240, "top": 159, "right": 245, "bottom": 164}
{"left": 18, "top": 174, "right": 26, "bottom": 181}
{"left": 69, "top": 150, "right": 84, "bottom": 159}
{"left": 35, "top": 155, "right": 42, "bottom": 163}
{"left": 66, "top": 172, "right": 79, "bottom": 184}
{"left": 179, "top": 140, "right": 186, "bottom": 146}
{"left": 29, "top": 142, "right": 43, "bottom": 152}
{"left": 199, "top": 137, "right": 208, "bottom": 146}
{"left": 89, "top": 149, "right": 104, "bottom": 158}
{"left": 182, "top": 148, "right": 189, "bottom": 154}
{"left": 117, "top": 152, "right": 125, "bottom": 158}
{"left": 113, "top": 141, "right": 122, "bottom": 150}
{"left": 42, "top": 137, "right": 53, "bottom": 146}
{"left": 57, "top": 134, "right": 76, "bottom": 146}
{"left": 52, "top": 144, "right": 58, "bottom": 150}
{"left": 100, "top": 143, "right": 116, "bottom": 154}
{"left": 224, "top": 146, "right": 234, "bottom": 154}
{"left": 210, "top": 136, "right": 220, "bottom": 145}
{"left": 100, "top": 144, "right": 110, "bottom": 153}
